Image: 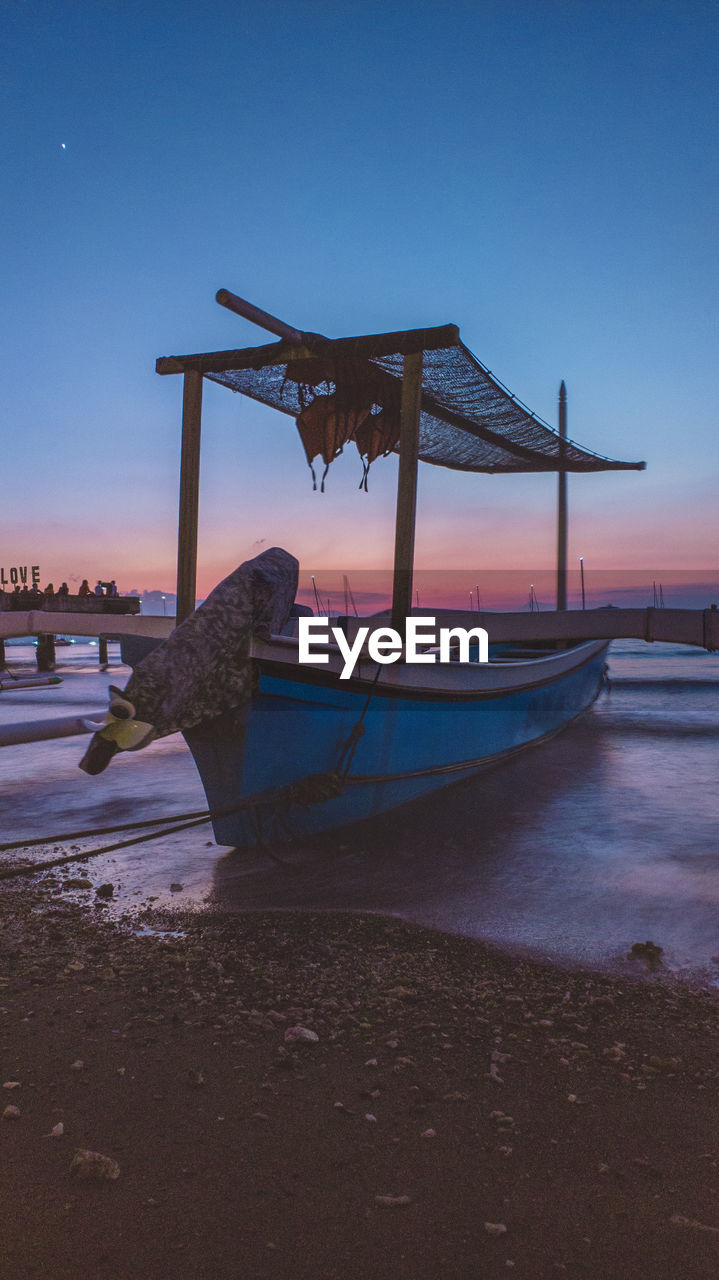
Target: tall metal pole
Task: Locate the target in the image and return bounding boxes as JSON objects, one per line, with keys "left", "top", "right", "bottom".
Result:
{"left": 556, "top": 380, "right": 568, "bottom": 611}
{"left": 391, "top": 351, "right": 423, "bottom": 632}
{"left": 176, "top": 369, "right": 203, "bottom": 625}
{"left": 579, "top": 556, "right": 585, "bottom": 610}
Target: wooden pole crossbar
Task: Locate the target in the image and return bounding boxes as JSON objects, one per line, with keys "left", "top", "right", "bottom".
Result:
{"left": 155, "top": 323, "right": 460, "bottom": 377}
{"left": 159, "top": 291, "right": 643, "bottom": 632}
{"left": 215, "top": 289, "right": 307, "bottom": 344}
{"left": 166, "top": 293, "right": 437, "bottom": 633}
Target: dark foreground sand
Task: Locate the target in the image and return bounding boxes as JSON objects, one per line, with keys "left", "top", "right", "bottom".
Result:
{"left": 2, "top": 870, "right": 719, "bottom": 1280}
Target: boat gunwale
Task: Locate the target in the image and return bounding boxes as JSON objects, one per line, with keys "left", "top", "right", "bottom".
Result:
{"left": 250, "top": 635, "right": 608, "bottom": 701}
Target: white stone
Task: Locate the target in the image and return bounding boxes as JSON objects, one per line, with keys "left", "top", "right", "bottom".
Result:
{"left": 284, "top": 1025, "right": 319, "bottom": 1044}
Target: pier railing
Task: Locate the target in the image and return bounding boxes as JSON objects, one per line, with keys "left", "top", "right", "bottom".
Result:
{"left": 0, "top": 593, "right": 141, "bottom": 616}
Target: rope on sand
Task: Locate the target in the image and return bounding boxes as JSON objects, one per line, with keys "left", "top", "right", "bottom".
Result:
{"left": 0, "top": 815, "right": 214, "bottom": 881}
{"left": 0, "top": 772, "right": 345, "bottom": 883}
{"left": 0, "top": 808, "right": 213, "bottom": 853}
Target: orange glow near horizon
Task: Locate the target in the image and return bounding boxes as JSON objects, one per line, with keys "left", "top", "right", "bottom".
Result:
{"left": 8, "top": 433, "right": 717, "bottom": 602}
{"left": 15, "top": 514, "right": 719, "bottom": 607}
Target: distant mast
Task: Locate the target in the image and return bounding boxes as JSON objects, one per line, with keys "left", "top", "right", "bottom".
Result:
{"left": 556, "top": 380, "right": 567, "bottom": 611}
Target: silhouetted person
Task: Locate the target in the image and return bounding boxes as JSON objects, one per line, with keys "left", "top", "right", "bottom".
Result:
{"left": 94, "top": 581, "right": 104, "bottom": 596}
{"left": 58, "top": 582, "right": 69, "bottom": 598}
{"left": 43, "top": 583, "right": 54, "bottom": 595}
{"left": 78, "top": 579, "right": 91, "bottom": 596}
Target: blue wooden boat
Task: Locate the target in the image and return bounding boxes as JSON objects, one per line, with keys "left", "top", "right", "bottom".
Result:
{"left": 135, "top": 291, "right": 644, "bottom": 846}
{"left": 181, "top": 629, "right": 609, "bottom": 845}
{"left": 81, "top": 291, "right": 644, "bottom": 846}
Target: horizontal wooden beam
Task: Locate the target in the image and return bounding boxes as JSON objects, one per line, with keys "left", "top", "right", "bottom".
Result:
{"left": 156, "top": 324, "right": 460, "bottom": 376}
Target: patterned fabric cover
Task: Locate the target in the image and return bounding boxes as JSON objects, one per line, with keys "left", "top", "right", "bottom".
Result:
{"left": 78, "top": 547, "right": 298, "bottom": 774}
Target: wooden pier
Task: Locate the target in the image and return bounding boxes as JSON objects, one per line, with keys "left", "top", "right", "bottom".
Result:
{"left": 0, "top": 597, "right": 173, "bottom": 670}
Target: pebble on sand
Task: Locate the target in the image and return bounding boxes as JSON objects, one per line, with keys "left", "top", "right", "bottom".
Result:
{"left": 284, "top": 1025, "right": 319, "bottom": 1044}
{"left": 69, "top": 1149, "right": 120, "bottom": 1181}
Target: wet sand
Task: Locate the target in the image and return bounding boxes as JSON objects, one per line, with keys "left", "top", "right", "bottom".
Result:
{"left": 2, "top": 871, "right": 719, "bottom": 1279}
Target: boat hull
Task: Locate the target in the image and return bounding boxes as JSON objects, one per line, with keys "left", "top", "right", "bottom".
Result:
{"left": 184, "top": 640, "right": 609, "bottom": 846}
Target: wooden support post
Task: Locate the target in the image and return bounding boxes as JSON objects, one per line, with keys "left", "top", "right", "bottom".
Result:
{"left": 391, "top": 351, "right": 423, "bottom": 632}
{"left": 98, "top": 636, "right": 109, "bottom": 668}
{"left": 176, "top": 369, "right": 204, "bottom": 625}
{"left": 0, "top": 638, "right": 5, "bottom": 669}
{"left": 36, "top": 633, "right": 55, "bottom": 672}
{"left": 556, "top": 380, "right": 568, "bottom": 611}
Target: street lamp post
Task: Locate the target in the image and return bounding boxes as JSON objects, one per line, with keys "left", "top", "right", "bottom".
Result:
{"left": 579, "top": 558, "right": 586, "bottom": 610}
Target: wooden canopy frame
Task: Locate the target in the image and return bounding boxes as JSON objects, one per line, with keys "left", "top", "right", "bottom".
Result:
{"left": 157, "top": 290, "right": 642, "bottom": 625}
{"left": 158, "top": 292, "right": 446, "bottom": 625}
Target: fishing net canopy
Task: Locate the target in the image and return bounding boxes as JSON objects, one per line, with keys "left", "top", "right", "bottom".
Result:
{"left": 157, "top": 324, "right": 645, "bottom": 487}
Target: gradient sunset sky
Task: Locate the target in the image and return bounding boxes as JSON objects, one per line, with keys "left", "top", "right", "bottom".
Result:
{"left": 2, "top": 0, "right": 717, "bottom": 603}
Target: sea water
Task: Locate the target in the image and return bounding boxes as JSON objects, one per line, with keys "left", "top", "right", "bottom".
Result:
{"left": 1, "top": 639, "right": 718, "bottom": 982}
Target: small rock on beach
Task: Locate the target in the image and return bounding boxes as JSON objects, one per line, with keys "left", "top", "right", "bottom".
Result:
{"left": 284, "top": 1025, "right": 319, "bottom": 1044}
{"left": 69, "top": 1150, "right": 120, "bottom": 1181}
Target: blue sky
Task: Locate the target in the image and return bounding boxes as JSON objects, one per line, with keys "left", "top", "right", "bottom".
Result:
{"left": 1, "top": 0, "right": 717, "bottom": 597}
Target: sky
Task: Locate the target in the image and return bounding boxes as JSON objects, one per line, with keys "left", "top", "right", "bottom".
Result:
{"left": 1, "top": 0, "right": 718, "bottom": 605}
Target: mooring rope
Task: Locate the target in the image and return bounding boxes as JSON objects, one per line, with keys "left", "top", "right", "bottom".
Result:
{"left": 0, "top": 808, "right": 213, "bottom": 853}
{"left": 0, "top": 771, "right": 351, "bottom": 882}
{"left": 0, "top": 814, "right": 214, "bottom": 881}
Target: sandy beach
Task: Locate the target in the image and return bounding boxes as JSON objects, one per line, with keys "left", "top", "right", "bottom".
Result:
{"left": 2, "top": 869, "right": 719, "bottom": 1280}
